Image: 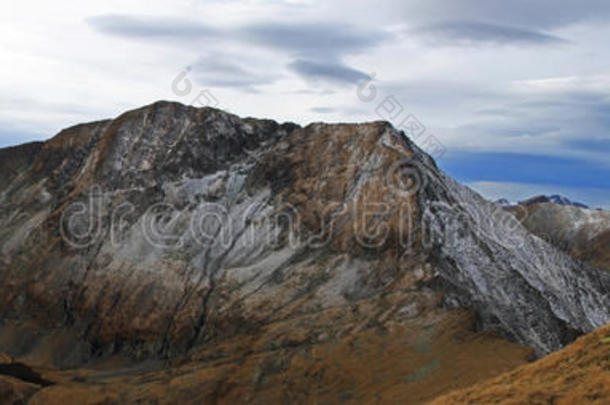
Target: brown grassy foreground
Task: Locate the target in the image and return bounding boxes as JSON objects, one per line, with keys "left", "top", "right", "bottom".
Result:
{"left": 0, "top": 310, "right": 533, "bottom": 404}
{"left": 2, "top": 314, "right": 608, "bottom": 404}
{"left": 430, "top": 323, "right": 610, "bottom": 404}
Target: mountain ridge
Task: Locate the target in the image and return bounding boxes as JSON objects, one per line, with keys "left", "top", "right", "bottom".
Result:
{"left": 0, "top": 100, "right": 608, "bottom": 368}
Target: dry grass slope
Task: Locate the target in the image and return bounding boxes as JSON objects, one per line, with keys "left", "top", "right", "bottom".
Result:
{"left": 429, "top": 323, "right": 610, "bottom": 404}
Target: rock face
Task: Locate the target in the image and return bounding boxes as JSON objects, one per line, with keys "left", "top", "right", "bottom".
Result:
{"left": 0, "top": 141, "right": 43, "bottom": 191}
{"left": 508, "top": 201, "right": 610, "bottom": 272}
{"left": 0, "top": 101, "right": 609, "bottom": 370}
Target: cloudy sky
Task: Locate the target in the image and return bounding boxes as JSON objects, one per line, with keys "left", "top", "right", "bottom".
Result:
{"left": 3, "top": 0, "right": 610, "bottom": 207}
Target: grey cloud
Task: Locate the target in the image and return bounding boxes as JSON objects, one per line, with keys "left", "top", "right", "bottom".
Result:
{"left": 86, "top": 14, "right": 388, "bottom": 90}
{"left": 379, "top": 77, "right": 610, "bottom": 165}
{"left": 567, "top": 137, "right": 610, "bottom": 153}
{"left": 466, "top": 95, "right": 610, "bottom": 162}
{"left": 309, "top": 106, "right": 369, "bottom": 116}
{"left": 475, "top": 107, "right": 514, "bottom": 117}
{"left": 0, "top": 96, "right": 102, "bottom": 118}
{"left": 400, "top": 0, "right": 610, "bottom": 30}
{"left": 86, "top": 14, "right": 218, "bottom": 39}
{"left": 242, "top": 23, "right": 389, "bottom": 58}
{"left": 414, "top": 21, "right": 567, "bottom": 46}
{"left": 456, "top": 122, "right": 560, "bottom": 140}
{"left": 489, "top": 92, "right": 610, "bottom": 131}
{"left": 310, "top": 107, "right": 336, "bottom": 114}
{"left": 288, "top": 59, "right": 371, "bottom": 86}
{"left": 289, "top": 89, "right": 336, "bottom": 95}
{"left": 0, "top": 125, "right": 47, "bottom": 148}
{"left": 378, "top": 80, "right": 501, "bottom": 109}
{"left": 86, "top": 14, "right": 389, "bottom": 58}
{"left": 192, "top": 57, "right": 279, "bottom": 91}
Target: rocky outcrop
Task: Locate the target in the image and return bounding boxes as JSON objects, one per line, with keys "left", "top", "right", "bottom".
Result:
{"left": 0, "top": 141, "right": 43, "bottom": 191}
{"left": 0, "top": 352, "right": 51, "bottom": 404}
{"left": 0, "top": 375, "right": 40, "bottom": 405}
{"left": 0, "top": 101, "right": 608, "bottom": 370}
{"left": 508, "top": 202, "right": 610, "bottom": 272}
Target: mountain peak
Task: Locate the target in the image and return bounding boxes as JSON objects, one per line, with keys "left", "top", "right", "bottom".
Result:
{"left": 0, "top": 103, "right": 608, "bottom": 370}
{"left": 519, "top": 194, "right": 589, "bottom": 209}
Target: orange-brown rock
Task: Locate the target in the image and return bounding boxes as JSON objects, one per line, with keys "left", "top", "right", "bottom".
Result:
{"left": 0, "top": 375, "right": 40, "bottom": 404}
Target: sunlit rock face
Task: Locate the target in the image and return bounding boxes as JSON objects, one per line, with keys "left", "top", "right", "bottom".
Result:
{"left": 0, "top": 101, "right": 608, "bottom": 367}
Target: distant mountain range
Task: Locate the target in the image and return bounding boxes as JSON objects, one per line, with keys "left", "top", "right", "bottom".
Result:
{"left": 496, "top": 194, "right": 591, "bottom": 209}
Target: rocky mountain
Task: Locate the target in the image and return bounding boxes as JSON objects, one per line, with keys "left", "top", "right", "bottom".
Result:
{"left": 507, "top": 200, "right": 610, "bottom": 273}
{"left": 495, "top": 198, "right": 514, "bottom": 207}
{"left": 520, "top": 194, "right": 589, "bottom": 209}
{"left": 0, "top": 101, "right": 609, "bottom": 402}
{"left": 0, "top": 142, "right": 43, "bottom": 191}
{"left": 496, "top": 194, "right": 591, "bottom": 209}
